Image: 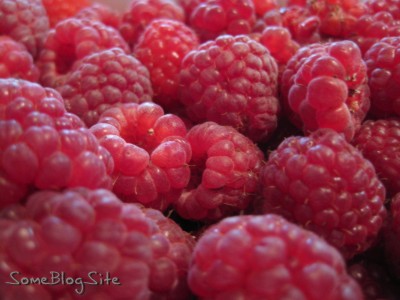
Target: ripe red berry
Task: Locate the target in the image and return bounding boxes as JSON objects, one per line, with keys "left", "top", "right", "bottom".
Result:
{"left": 281, "top": 40, "right": 370, "bottom": 141}
{"left": 36, "top": 17, "right": 130, "bottom": 88}
{"left": 90, "top": 102, "right": 191, "bottom": 212}
{"left": 257, "top": 128, "right": 387, "bottom": 259}
{"left": 179, "top": 34, "right": 279, "bottom": 143}
{"left": 42, "top": 0, "right": 90, "bottom": 27}
{"left": 189, "top": 214, "right": 364, "bottom": 299}
{"left": 58, "top": 47, "right": 153, "bottom": 127}
{"left": 366, "top": 0, "right": 400, "bottom": 21}
{"left": 0, "top": 188, "right": 194, "bottom": 299}
{"left": 174, "top": 121, "right": 264, "bottom": 222}
{"left": 0, "top": 78, "right": 114, "bottom": 209}
{"left": 75, "top": 3, "right": 121, "bottom": 29}
{"left": 384, "top": 192, "right": 400, "bottom": 279}
{"left": 133, "top": 19, "right": 199, "bottom": 111}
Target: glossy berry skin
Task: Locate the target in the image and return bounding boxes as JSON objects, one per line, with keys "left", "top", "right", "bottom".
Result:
{"left": 366, "top": 0, "right": 400, "bottom": 21}
{"left": 0, "top": 79, "right": 114, "bottom": 209}
{"left": 352, "top": 119, "right": 400, "bottom": 197}
{"left": 36, "top": 17, "right": 130, "bottom": 89}
{"left": 189, "top": 214, "right": 364, "bottom": 299}
{"left": 90, "top": 102, "right": 191, "bottom": 212}
{"left": 58, "top": 47, "right": 153, "bottom": 127}
{"left": 119, "top": 0, "right": 185, "bottom": 48}
{"left": 175, "top": 121, "right": 264, "bottom": 222}
{"left": 188, "top": 0, "right": 256, "bottom": 42}
{"left": 133, "top": 19, "right": 199, "bottom": 111}
{"left": 0, "top": 188, "right": 194, "bottom": 300}
{"left": 364, "top": 37, "right": 400, "bottom": 119}
{"left": 42, "top": 0, "right": 90, "bottom": 27}
{"left": 258, "top": 129, "right": 387, "bottom": 259}
{"left": 0, "top": 36, "right": 40, "bottom": 82}
{"left": 179, "top": 34, "right": 279, "bottom": 143}
{"left": 0, "top": 0, "right": 50, "bottom": 59}
{"left": 281, "top": 40, "right": 370, "bottom": 141}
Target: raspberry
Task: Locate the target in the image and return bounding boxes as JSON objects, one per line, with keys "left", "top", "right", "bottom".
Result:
{"left": 0, "top": 0, "right": 50, "bottom": 59}
{"left": 58, "top": 47, "right": 153, "bottom": 127}
{"left": 75, "top": 3, "right": 121, "bottom": 29}
{"left": 350, "top": 11, "right": 400, "bottom": 55}
{"left": 179, "top": 34, "right": 279, "bottom": 143}
{"left": 365, "top": 0, "right": 400, "bottom": 21}
{"left": 188, "top": 0, "right": 256, "bottom": 42}
{"left": 352, "top": 119, "right": 400, "bottom": 197}
{"left": 281, "top": 40, "right": 370, "bottom": 141}
{"left": 0, "top": 188, "right": 194, "bottom": 299}
{"left": 36, "top": 17, "right": 129, "bottom": 89}
{"left": 174, "top": 121, "right": 264, "bottom": 222}
{"left": 119, "top": 0, "right": 185, "bottom": 48}
{"left": 42, "top": 0, "right": 90, "bottom": 27}
{"left": 90, "top": 102, "right": 191, "bottom": 212}
{"left": 133, "top": 19, "right": 199, "bottom": 111}
{"left": 257, "top": 128, "right": 387, "bottom": 259}
{"left": 364, "top": 37, "right": 400, "bottom": 119}
{"left": 253, "top": 0, "right": 279, "bottom": 16}
{"left": 384, "top": 192, "right": 400, "bottom": 279}
{"left": 189, "top": 214, "right": 363, "bottom": 299}
{"left": 0, "top": 36, "right": 40, "bottom": 82}
{"left": 0, "top": 78, "right": 114, "bottom": 209}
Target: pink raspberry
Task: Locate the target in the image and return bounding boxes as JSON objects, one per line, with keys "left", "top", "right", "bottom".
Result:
{"left": 257, "top": 128, "right": 387, "bottom": 259}
{"left": 0, "top": 188, "right": 194, "bottom": 299}
{"left": 0, "top": 78, "right": 113, "bottom": 209}
{"left": 58, "top": 47, "right": 153, "bottom": 127}
{"left": 352, "top": 119, "right": 400, "bottom": 197}
{"left": 364, "top": 37, "right": 400, "bottom": 119}
{"left": 0, "top": 0, "right": 50, "bottom": 59}
{"left": 281, "top": 40, "right": 370, "bottom": 141}
{"left": 90, "top": 102, "right": 191, "bottom": 212}
{"left": 133, "top": 19, "right": 199, "bottom": 111}
{"left": 0, "top": 36, "right": 40, "bottom": 82}
{"left": 74, "top": 3, "right": 121, "bottom": 29}
{"left": 36, "top": 17, "right": 129, "bottom": 88}
{"left": 175, "top": 121, "right": 264, "bottom": 222}
{"left": 119, "top": 0, "right": 185, "bottom": 48}
{"left": 189, "top": 214, "right": 364, "bottom": 299}
{"left": 188, "top": 0, "right": 256, "bottom": 42}
{"left": 179, "top": 34, "right": 279, "bottom": 143}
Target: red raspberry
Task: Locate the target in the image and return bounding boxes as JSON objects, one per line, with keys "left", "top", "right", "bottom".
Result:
{"left": 0, "top": 0, "right": 50, "bottom": 59}
{"left": 364, "top": 37, "right": 400, "bottom": 119}
{"left": 0, "top": 36, "right": 40, "bottom": 82}
{"left": 384, "top": 192, "right": 400, "bottom": 279}
{"left": 58, "top": 47, "right": 153, "bottom": 127}
{"left": 253, "top": 0, "right": 279, "bottom": 16}
{"left": 175, "top": 121, "right": 264, "bottom": 222}
{"left": 365, "top": 0, "right": 400, "bottom": 21}
{"left": 281, "top": 40, "right": 370, "bottom": 141}
{"left": 42, "top": 0, "right": 90, "bottom": 27}
{"left": 74, "top": 3, "right": 121, "bottom": 29}
{"left": 90, "top": 102, "right": 191, "bottom": 212}
{"left": 255, "top": 5, "right": 321, "bottom": 44}
{"left": 352, "top": 119, "right": 400, "bottom": 197}
{"left": 36, "top": 17, "right": 130, "bottom": 89}
{"left": 179, "top": 34, "right": 279, "bottom": 143}
{"left": 0, "top": 79, "right": 113, "bottom": 209}
{"left": 188, "top": 0, "right": 256, "bottom": 42}
{"left": 189, "top": 214, "right": 363, "bottom": 299}
{"left": 257, "top": 128, "right": 387, "bottom": 259}
{"left": 0, "top": 188, "right": 194, "bottom": 299}
{"left": 119, "top": 0, "right": 185, "bottom": 48}
{"left": 133, "top": 19, "right": 199, "bottom": 111}
{"left": 350, "top": 11, "right": 400, "bottom": 55}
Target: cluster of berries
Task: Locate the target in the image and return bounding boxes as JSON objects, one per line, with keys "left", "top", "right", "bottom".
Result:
{"left": 1, "top": 0, "right": 400, "bottom": 299}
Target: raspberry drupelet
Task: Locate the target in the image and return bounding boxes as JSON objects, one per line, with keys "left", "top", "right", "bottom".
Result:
{"left": 74, "top": 3, "right": 121, "bottom": 29}
{"left": 41, "top": 0, "right": 90, "bottom": 27}
{"left": 0, "top": 78, "right": 114, "bottom": 209}
{"left": 352, "top": 118, "right": 400, "bottom": 197}
{"left": 174, "top": 121, "right": 264, "bottom": 222}
{"left": 90, "top": 102, "right": 192, "bottom": 212}
{"left": 0, "top": 0, "right": 50, "bottom": 59}
{"left": 189, "top": 214, "right": 364, "bottom": 299}
{"left": 58, "top": 47, "right": 153, "bottom": 127}
{"left": 0, "top": 36, "right": 40, "bottom": 82}
{"left": 179, "top": 34, "right": 280, "bottom": 143}
{"left": 257, "top": 128, "right": 387, "bottom": 259}
{"left": 365, "top": 0, "right": 400, "bottom": 21}
{"left": 0, "top": 188, "right": 195, "bottom": 299}
{"left": 36, "top": 17, "right": 130, "bottom": 89}
{"left": 281, "top": 40, "right": 370, "bottom": 141}
{"left": 133, "top": 19, "right": 199, "bottom": 112}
